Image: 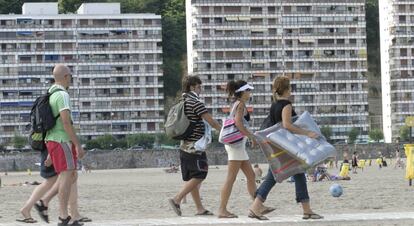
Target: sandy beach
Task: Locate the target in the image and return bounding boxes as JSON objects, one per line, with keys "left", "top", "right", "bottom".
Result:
{"left": 0, "top": 161, "right": 413, "bottom": 225}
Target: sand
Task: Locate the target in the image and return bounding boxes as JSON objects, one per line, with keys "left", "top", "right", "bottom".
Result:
{"left": 0, "top": 162, "right": 413, "bottom": 225}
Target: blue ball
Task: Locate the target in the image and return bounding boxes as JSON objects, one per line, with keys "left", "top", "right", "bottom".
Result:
{"left": 329, "top": 184, "right": 343, "bottom": 197}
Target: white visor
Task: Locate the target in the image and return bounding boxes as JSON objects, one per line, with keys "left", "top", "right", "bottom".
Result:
{"left": 235, "top": 84, "right": 254, "bottom": 93}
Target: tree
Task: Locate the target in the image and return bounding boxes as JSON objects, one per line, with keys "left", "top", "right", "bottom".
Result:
{"left": 95, "top": 134, "right": 117, "bottom": 150}
{"left": 368, "top": 129, "right": 384, "bottom": 142}
{"left": 400, "top": 126, "right": 410, "bottom": 142}
{"left": 126, "top": 134, "right": 156, "bottom": 148}
{"left": 161, "top": 0, "right": 186, "bottom": 98}
{"left": 85, "top": 139, "right": 101, "bottom": 150}
{"left": 156, "top": 133, "right": 179, "bottom": 146}
{"left": 12, "top": 134, "right": 27, "bottom": 149}
{"left": 347, "top": 128, "right": 359, "bottom": 144}
{"left": 320, "top": 126, "right": 332, "bottom": 141}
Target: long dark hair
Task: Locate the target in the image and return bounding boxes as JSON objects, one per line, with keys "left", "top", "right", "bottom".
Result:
{"left": 226, "top": 80, "right": 247, "bottom": 100}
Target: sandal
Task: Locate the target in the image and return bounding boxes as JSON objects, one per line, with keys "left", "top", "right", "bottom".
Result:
{"left": 16, "top": 218, "right": 37, "bottom": 223}
{"left": 34, "top": 200, "right": 49, "bottom": 223}
{"left": 69, "top": 220, "right": 84, "bottom": 226}
{"left": 303, "top": 213, "right": 324, "bottom": 220}
{"left": 168, "top": 198, "right": 182, "bottom": 216}
{"left": 58, "top": 216, "right": 71, "bottom": 226}
{"left": 248, "top": 210, "right": 268, "bottom": 220}
{"left": 218, "top": 213, "right": 238, "bottom": 218}
{"left": 261, "top": 206, "right": 276, "bottom": 215}
{"left": 78, "top": 217, "right": 92, "bottom": 222}
{"left": 195, "top": 210, "right": 214, "bottom": 216}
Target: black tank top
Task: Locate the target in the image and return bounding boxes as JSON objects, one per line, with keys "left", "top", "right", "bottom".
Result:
{"left": 270, "top": 99, "right": 297, "bottom": 125}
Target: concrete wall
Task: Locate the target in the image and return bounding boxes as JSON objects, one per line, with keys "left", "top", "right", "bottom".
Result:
{"left": 0, "top": 143, "right": 402, "bottom": 172}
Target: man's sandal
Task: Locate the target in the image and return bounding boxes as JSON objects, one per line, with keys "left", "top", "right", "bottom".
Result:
{"left": 34, "top": 200, "right": 49, "bottom": 223}
{"left": 303, "top": 213, "right": 323, "bottom": 220}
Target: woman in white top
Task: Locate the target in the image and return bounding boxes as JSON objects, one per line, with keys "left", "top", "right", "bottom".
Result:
{"left": 218, "top": 80, "right": 258, "bottom": 218}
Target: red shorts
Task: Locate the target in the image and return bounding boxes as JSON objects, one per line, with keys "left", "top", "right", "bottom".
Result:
{"left": 46, "top": 141, "right": 77, "bottom": 174}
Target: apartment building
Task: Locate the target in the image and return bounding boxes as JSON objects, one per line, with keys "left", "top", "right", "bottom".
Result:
{"left": 186, "top": 0, "right": 369, "bottom": 142}
{"left": 0, "top": 3, "right": 164, "bottom": 143}
{"left": 380, "top": 0, "right": 414, "bottom": 143}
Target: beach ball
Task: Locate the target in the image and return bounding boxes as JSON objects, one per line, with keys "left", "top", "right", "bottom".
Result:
{"left": 329, "top": 184, "right": 343, "bottom": 197}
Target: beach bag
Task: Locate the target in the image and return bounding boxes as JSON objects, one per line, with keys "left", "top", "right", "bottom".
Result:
{"left": 219, "top": 102, "right": 244, "bottom": 145}
{"left": 165, "top": 96, "right": 195, "bottom": 140}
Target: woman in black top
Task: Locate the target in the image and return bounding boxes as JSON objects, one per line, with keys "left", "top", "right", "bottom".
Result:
{"left": 248, "top": 76, "right": 323, "bottom": 220}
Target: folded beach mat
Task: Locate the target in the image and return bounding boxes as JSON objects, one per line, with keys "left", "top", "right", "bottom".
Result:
{"left": 255, "top": 115, "right": 305, "bottom": 183}
{"left": 255, "top": 111, "right": 336, "bottom": 182}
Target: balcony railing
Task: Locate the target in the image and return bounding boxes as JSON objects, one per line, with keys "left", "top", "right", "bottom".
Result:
{"left": 192, "top": 0, "right": 364, "bottom": 4}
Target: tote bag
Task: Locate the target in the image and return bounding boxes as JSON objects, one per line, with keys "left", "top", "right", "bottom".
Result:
{"left": 219, "top": 102, "right": 244, "bottom": 145}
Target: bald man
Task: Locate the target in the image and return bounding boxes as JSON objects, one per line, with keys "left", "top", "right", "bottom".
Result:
{"left": 44, "top": 64, "right": 85, "bottom": 226}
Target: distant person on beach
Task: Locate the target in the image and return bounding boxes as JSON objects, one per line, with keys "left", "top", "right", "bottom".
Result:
{"left": 168, "top": 76, "right": 221, "bottom": 216}
{"left": 394, "top": 148, "right": 404, "bottom": 169}
{"left": 44, "top": 64, "right": 85, "bottom": 226}
{"left": 352, "top": 152, "right": 358, "bottom": 174}
{"left": 248, "top": 76, "right": 323, "bottom": 220}
{"left": 254, "top": 164, "right": 263, "bottom": 184}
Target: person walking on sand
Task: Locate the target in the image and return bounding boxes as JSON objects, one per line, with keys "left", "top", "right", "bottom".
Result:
{"left": 351, "top": 152, "right": 358, "bottom": 174}
{"left": 168, "top": 76, "right": 221, "bottom": 216}
{"left": 248, "top": 76, "right": 323, "bottom": 220}
{"left": 217, "top": 80, "right": 258, "bottom": 218}
{"left": 394, "top": 148, "right": 404, "bottom": 169}
{"left": 45, "top": 64, "right": 85, "bottom": 226}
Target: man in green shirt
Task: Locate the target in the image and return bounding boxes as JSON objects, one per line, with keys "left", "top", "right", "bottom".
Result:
{"left": 45, "top": 64, "right": 85, "bottom": 226}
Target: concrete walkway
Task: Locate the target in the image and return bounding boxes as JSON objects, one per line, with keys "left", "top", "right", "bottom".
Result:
{"left": 2, "top": 212, "right": 414, "bottom": 226}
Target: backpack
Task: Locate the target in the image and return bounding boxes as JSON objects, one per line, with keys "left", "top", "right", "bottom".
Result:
{"left": 165, "top": 96, "right": 195, "bottom": 140}
{"left": 28, "top": 88, "right": 64, "bottom": 151}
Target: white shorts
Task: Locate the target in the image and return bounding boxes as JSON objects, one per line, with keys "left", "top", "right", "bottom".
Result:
{"left": 224, "top": 138, "right": 249, "bottom": 161}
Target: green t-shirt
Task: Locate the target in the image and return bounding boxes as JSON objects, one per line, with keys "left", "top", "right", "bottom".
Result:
{"left": 45, "top": 84, "right": 72, "bottom": 143}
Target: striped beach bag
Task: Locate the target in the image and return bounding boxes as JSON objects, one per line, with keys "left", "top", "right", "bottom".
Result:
{"left": 219, "top": 102, "right": 244, "bottom": 145}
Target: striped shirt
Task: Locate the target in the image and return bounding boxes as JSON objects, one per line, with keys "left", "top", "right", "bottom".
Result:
{"left": 184, "top": 92, "right": 208, "bottom": 141}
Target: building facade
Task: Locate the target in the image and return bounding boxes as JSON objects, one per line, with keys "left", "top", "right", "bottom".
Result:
{"left": 0, "top": 3, "right": 164, "bottom": 143}
{"left": 380, "top": 0, "right": 414, "bottom": 143}
{"left": 187, "top": 0, "right": 369, "bottom": 142}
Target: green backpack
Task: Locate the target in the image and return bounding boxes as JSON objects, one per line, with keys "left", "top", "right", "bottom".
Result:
{"left": 165, "top": 97, "right": 195, "bottom": 140}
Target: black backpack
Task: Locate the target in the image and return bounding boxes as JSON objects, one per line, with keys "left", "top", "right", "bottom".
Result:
{"left": 29, "top": 89, "right": 64, "bottom": 151}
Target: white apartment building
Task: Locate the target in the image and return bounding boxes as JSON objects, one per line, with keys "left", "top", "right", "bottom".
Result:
{"left": 187, "top": 0, "right": 369, "bottom": 142}
{"left": 0, "top": 2, "right": 164, "bottom": 143}
{"left": 380, "top": 0, "right": 414, "bottom": 143}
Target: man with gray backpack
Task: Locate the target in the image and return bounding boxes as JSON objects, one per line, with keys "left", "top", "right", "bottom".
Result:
{"left": 167, "top": 75, "right": 221, "bottom": 216}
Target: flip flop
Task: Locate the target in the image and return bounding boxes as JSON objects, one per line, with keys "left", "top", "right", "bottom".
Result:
{"left": 168, "top": 198, "right": 182, "bottom": 216}
{"left": 195, "top": 210, "right": 214, "bottom": 216}
{"left": 303, "top": 213, "right": 324, "bottom": 220}
{"left": 261, "top": 206, "right": 276, "bottom": 215}
{"left": 218, "top": 213, "right": 238, "bottom": 218}
{"left": 78, "top": 217, "right": 92, "bottom": 222}
{"left": 248, "top": 210, "right": 269, "bottom": 221}
{"left": 34, "top": 200, "right": 49, "bottom": 223}
{"left": 69, "top": 220, "right": 84, "bottom": 226}
{"left": 16, "top": 218, "right": 37, "bottom": 223}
